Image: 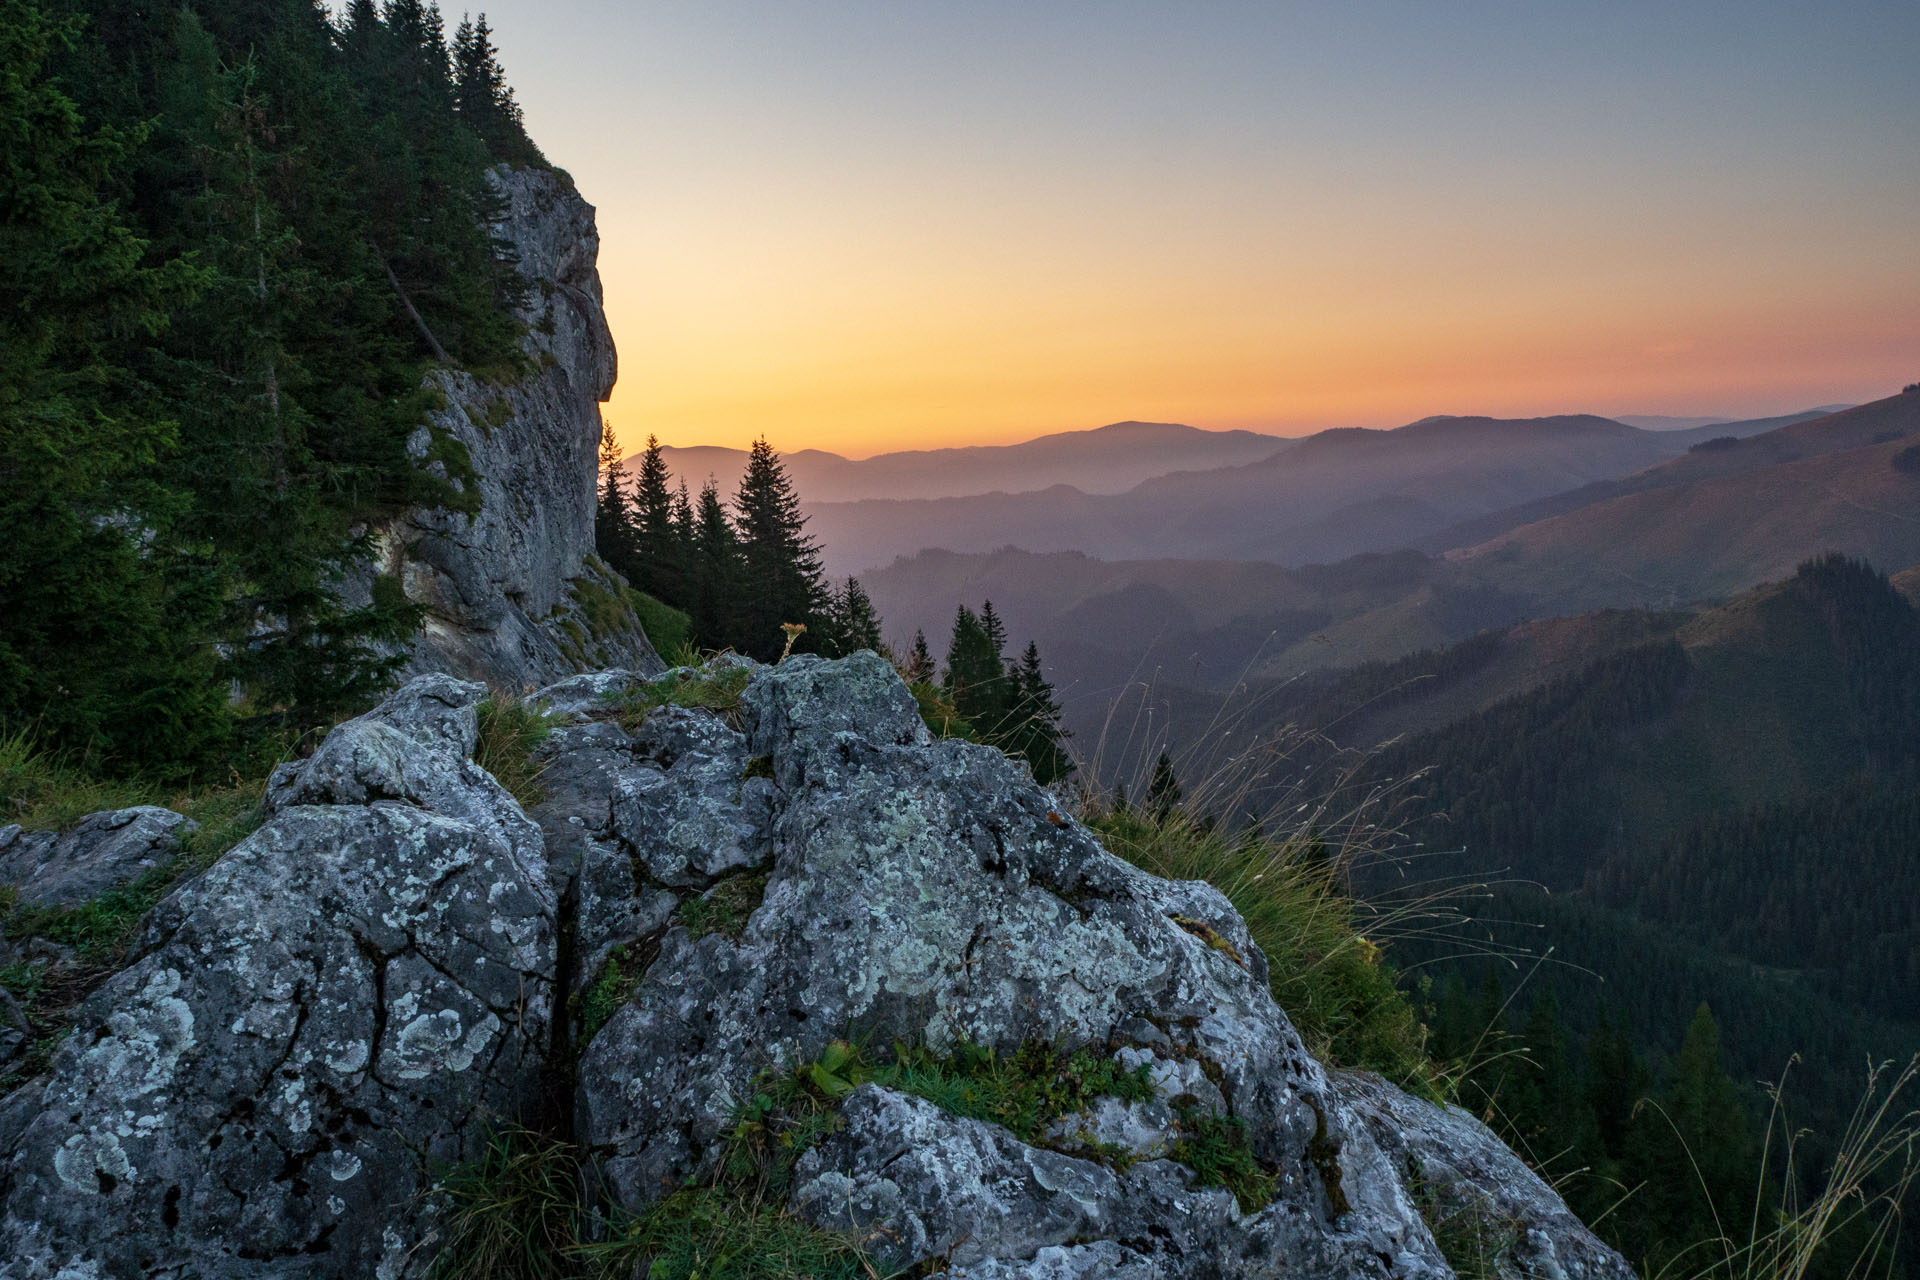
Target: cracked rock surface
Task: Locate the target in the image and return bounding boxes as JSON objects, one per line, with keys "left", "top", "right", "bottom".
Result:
{"left": 1336, "top": 1072, "right": 1637, "bottom": 1280}
{"left": 0, "top": 677, "right": 557, "bottom": 1280}
{"left": 568, "top": 653, "right": 1532, "bottom": 1276}
{"left": 0, "top": 656, "right": 1631, "bottom": 1278}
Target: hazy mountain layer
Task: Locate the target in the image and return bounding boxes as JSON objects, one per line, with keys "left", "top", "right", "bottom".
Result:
{"left": 1448, "top": 392, "right": 1920, "bottom": 614}
{"left": 628, "top": 420, "right": 1291, "bottom": 504}
{"left": 869, "top": 395, "right": 1920, "bottom": 715}
{"left": 811, "top": 413, "right": 1712, "bottom": 576}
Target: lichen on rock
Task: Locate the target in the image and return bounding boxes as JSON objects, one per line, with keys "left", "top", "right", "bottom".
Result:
{"left": 0, "top": 656, "right": 1633, "bottom": 1279}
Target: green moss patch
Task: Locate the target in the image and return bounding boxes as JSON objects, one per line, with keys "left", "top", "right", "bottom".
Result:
{"left": 575, "top": 945, "right": 641, "bottom": 1045}
{"left": 677, "top": 873, "right": 769, "bottom": 941}
{"left": 1171, "top": 1106, "right": 1277, "bottom": 1212}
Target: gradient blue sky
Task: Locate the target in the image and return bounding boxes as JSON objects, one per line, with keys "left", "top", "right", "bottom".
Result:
{"left": 468, "top": 0, "right": 1919, "bottom": 456}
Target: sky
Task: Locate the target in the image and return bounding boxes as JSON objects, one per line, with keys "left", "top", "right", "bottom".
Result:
{"left": 474, "top": 1, "right": 1920, "bottom": 458}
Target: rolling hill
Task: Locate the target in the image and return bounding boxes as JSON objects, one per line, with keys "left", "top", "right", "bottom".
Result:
{"left": 1448, "top": 391, "right": 1920, "bottom": 614}
{"left": 1418, "top": 402, "right": 1896, "bottom": 553}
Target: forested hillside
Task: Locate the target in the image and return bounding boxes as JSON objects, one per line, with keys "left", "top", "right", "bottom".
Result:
{"left": 2, "top": 0, "right": 540, "bottom": 775}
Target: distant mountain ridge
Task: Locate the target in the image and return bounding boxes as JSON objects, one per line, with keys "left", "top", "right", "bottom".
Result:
{"left": 864, "top": 393, "right": 1920, "bottom": 710}
{"left": 623, "top": 420, "right": 1292, "bottom": 504}
{"left": 810, "top": 411, "right": 1715, "bottom": 575}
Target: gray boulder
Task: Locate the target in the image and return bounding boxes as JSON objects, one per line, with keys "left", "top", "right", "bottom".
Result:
{"left": 0, "top": 677, "right": 559, "bottom": 1279}
{"left": 576, "top": 653, "right": 1452, "bottom": 1274}
{"left": 1336, "top": 1072, "right": 1637, "bottom": 1280}
{"left": 0, "top": 657, "right": 1633, "bottom": 1279}
{"left": 0, "top": 809, "right": 196, "bottom": 910}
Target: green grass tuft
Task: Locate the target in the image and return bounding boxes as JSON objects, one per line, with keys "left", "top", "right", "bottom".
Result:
{"left": 1087, "top": 807, "right": 1438, "bottom": 1096}
{"left": 584, "top": 1190, "right": 878, "bottom": 1280}
{"left": 1169, "top": 1106, "right": 1278, "bottom": 1212}
{"left": 609, "top": 665, "right": 751, "bottom": 731}
{"left": 430, "top": 1124, "right": 583, "bottom": 1280}
{"left": 475, "top": 695, "right": 557, "bottom": 809}
{"left": 906, "top": 681, "right": 974, "bottom": 741}
{"left": 626, "top": 589, "right": 692, "bottom": 660}
{"left": 875, "top": 1039, "right": 1155, "bottom": 1144}
{"left": 0, "top": 727, "right": 149, "bottom": 831}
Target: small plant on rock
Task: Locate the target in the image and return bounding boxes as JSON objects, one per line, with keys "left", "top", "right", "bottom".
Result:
{"left": 475, "top": 695, "right": 557, "bottom": 808}
{"left": 609, "top": 664, "right": 751, "bottom": 730}
{"left": 1170, "top": 1106, "right": 1278, "bottom": 1213}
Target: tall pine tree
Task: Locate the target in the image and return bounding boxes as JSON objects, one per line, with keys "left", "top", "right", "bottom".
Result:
{"left": 595, "top": 417, "right": 636, "bottom": 574}
{"left": 629, "top": 434, "right": 681, "bottom": 602}
{"left": 691, "top": 479, "right": 743, "bottom": 651}
{"left": 732, "top": 438, "right": 825, "bottom": 661}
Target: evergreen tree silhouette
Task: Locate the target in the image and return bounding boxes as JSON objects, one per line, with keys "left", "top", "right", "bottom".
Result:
{"left": 594, "top": 418, "right": 635, "bottom": 576}
{"left": 630, "top": 433, "right": 681, "bottom": 602}
{"left": 691, "top": 478, "right": 743, "bottom": 651}
{"left": 1146, "top": 751, "right": 1182, "bottom": 819}
{"left": 904, "top": 629, "right": 935, "bottom": 682}
{"left": 732, "top": 438, "right": 825, "bottom": 660}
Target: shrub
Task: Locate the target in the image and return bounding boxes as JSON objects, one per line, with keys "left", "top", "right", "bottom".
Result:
{"left": 1891, "top": 442, "right": 1920, "bottom": 475}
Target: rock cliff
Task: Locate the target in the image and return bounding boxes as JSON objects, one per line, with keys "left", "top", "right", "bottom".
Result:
{"left": 0, "top": 655, "right": 1633, "bottom": 1279}
{"left": 365, "top": 166, "right": 661, "bottom": 689}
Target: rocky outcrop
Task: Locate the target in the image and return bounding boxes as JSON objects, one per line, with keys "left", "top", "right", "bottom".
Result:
{"left": 0, "top": 809, "right": 194, "bottom": 910}
{"left": 1337, "top": 1072, "right": 1635, "bottom": 1280}
{"left": 0, "top": 656, "right": 1632, "bottom": 1278}
{"left": 364, "top": 166, "right": 661, "bottom": 689}
{"left": 0, "top": 678, "right": 557, "bottom": 1279}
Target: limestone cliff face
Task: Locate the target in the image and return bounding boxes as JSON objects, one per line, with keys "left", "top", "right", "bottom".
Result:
{"left": 372, "top": 166, "right": 660, "bottom": 689}
{"left": 0, "top": 656, "right": 1634, "bottom": 1279}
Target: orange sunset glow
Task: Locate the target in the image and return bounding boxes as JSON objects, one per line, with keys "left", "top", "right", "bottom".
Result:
{"left": 478, "top": 1, "right": 1920, "bottom": 458}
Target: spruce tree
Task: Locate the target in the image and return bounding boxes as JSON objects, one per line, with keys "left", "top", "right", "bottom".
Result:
{"left": 1009, "top": 641, "right": 1072, "bottom": 784}
{"left": 629, "top": 434, "right": 681, "bottom": 602}
{"left": 905, "top": 630, "right": 935, "bottom": 682}
{"left": 691, "top": 479, "right": 743, "bottom": 651}
{"left": 944, "top": 605, "right": 1005, "bottom": 728}
{"left": 732, "top": 439, "right": 825, "bottom": 661}
{"left": 450, "top": 11, "right": 538, "bottom": 162}
{"left": 827, "top": 577, "right": 883, "bottom": 656}
{"left": 1146, "top": 751, "right": 1182, "bottom": 819}
{"left": 595, "top": 418, "right": 636, "bottom": 576}
{"left": 0, "top": 0, "right": 229, "bottom": 768}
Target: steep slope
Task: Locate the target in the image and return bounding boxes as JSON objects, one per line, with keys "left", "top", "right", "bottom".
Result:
{"left": 1418, "top": 405, "right": 1859, "bottom": 552}
{"left": 636, "top": 420, "right": 1292, "bottom": 503}
{"left": 1451, "top": 395, "right": 1920, "bottom": 615}
{"left": 810, "top": 414, "right": 1699, "bottom": 575}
